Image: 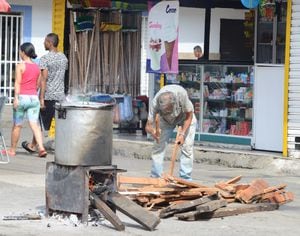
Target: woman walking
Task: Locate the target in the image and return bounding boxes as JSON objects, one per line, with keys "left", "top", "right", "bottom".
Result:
{"left": 7, "top": 42, "right": 47, "bottom": 157}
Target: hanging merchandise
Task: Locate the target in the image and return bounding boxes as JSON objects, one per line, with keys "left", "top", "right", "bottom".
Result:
{"left": 87, "top": 0, "right": 111, "bottom": 8}
{"left": 100, "top": 22, "right": 122, "bottom": 32}
{"left": 132, "top": 107, "right": 140, "bottom": 124}
{"left": 123, "top": 95, "right": 134, "bottom": 121}
{"left": 69, "top": 9, "right": 141, "bottom": 97}
{"left": 119, "top": 102, "right": 125, "bottom": 122}
{"left": 139, "top": 102, "right": 148, "bottom": 121}
{"left": 118, "top": 95, "right": 134, "bottom": 122}
{"left": 113, "top": 104, "right": 121, "bottom": 124}
{"left": 240, "top": 0, "right": 259, "bottom": 9}
{"left": 74, "top": 14, "right": 95, "bottom": 32}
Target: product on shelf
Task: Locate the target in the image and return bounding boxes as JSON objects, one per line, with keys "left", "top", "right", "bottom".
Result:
{"left": 202, "top": 65, "right": 253, "bottom": 136}
{"left": 178, "top": 64, "right": 253, "bottom": 137}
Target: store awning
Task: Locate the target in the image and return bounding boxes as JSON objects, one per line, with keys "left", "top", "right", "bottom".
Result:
{"left": 0, "top": 0, "right": 11, "bottom": 12}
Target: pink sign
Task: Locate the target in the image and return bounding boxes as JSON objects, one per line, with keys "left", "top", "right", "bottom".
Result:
{"left": 147, "top": 1, "right": 179, "bottom": 74}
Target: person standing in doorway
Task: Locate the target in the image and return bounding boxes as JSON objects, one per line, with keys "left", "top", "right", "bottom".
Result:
{"left": 21, "top": 33, "right": 68, "bottom": 153}
{"left": 7, "top": 42, "right": 47, "bottom": 157}
{"left": 145, "top": 84, "right": 196, "bottom": 180}
{"left": 193, "top": 45, "right": 203, "bottom": 60}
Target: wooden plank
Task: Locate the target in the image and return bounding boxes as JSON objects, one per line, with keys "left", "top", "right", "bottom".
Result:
{"left": 146, "top": 198, "right": 167, "bottom": 209}
{"left": 235, "top": 184, "right": 250, "bottom": 192}
{"left": 196, "top": 199, "right": 227, "bottom": 212}
{"left": 139, "top": 186, "right": 179, "bottom": 192}
{"left": 219, "top": 190, "right": 235, "bottom": 198}
{"left": 180, "top": 191, "right": 202, "bottom": 197}
{"left": 160, "top": 194, "right": 181, "bottom": 199}
{"left": 165, "top": 175, "right": 209, "bottom": 188}
{"left": 136, "top": 196, "right": 149, "bottom": 203}
{"left": 263, "top": 184, "right": 287, "bottom": 194}
{"left": 224, "top": 198, "right": 236, "bottom": 204}
{"left": 225, "top": 175, "right": 242, "bottom": 184}
{"left": 3, "top": 214, "right": 42, "bottom": 221}
{"left": 117, "top": 175, "right": 167, "bottom": 187}
{"left": 179, "top": 203, "right": 279, "bottom": 220}
{"left": 148, "top": 197, "right": 166, "bottom": 205}
{"left": 215, "top": 183, "right": 236, "bottom": 193}
{"left": 176, "top": 199, "right": 227, "bottom": 221}
{"left": 187, "top": 187, "right": 220, "bottom": 193}
{"left": 236, "top": 179, "right": 269, "bottom": 203}
{"left": 119, "top": 186, "right": 180, "bottom": 194}
{"left": 168, "top": 200, "right": 189, "bottom": 205}
{"left": 159, "top": 194, "right": 218, "bottom": 218}
{"left": 261, "top": 190, "right": 294, "bottom": 205}
{"left": 108, "top": 192, "right": 160, "bottom": 231}
{"left": 90, "top": 193, "right": 125, "bottom": 231}
{"left": 119, "top": 191, "right": 160, "bottom": 196}
{"left": 169, "top": 127, "right": 181, "bottom": 176}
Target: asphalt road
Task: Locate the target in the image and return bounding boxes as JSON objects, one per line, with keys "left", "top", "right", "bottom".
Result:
{"left": 0, "top": 105, "right": 299, "bottom": 236}
{"left": 0, "top": 146, "right": 299, "bottom": 236}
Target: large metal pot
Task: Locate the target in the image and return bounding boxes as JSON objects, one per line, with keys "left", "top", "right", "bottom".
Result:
{"left": 54, "top": 102, "right": 114, "bottom": 166}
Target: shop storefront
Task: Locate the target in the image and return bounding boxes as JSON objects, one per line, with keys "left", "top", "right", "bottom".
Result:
{"left": 146, "top": 1, "right": 288, "bottom": 151}
{"left": 167, "top": 62, "right": 253, "bottom": 146}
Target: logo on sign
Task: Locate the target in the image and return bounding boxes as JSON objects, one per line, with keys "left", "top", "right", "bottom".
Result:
{"left": 166, "top": 4, "right": 176, "bottom": 13}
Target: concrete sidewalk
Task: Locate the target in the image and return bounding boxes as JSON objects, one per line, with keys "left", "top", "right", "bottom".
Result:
{"left": 112, "top": 137, "right": 300, "bottom": 176}
{"left": 1, "top": 104, "right": 300, "bottom": 176}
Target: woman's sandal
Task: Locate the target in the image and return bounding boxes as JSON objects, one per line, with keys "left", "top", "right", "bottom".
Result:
{"left": 21, "top": 141, "right": 36, "bottom": 153}
{"left": 1, "top": 149, "right": 16, "bottom": 157}
{"left": 38, "top": 149, "right": 47, "bottom": 158}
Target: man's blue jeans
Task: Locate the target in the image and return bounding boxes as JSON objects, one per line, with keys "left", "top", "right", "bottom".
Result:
{"left": 150, "top": 115, "right": 196, "bottom": 180}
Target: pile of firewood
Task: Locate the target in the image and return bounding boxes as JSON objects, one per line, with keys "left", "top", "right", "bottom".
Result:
{"left": 117, "top": 174, "right": 294, "bottom": 221}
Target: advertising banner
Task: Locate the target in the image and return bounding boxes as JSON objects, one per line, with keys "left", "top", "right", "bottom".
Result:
{"left": 146, "top": 1, "right": 179, "bottom": 74}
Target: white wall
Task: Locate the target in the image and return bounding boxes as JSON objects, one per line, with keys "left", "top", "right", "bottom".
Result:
{"left": 178, "top": 7, "right": 247, "bottom": 59}
{"left": 178, "top": 7, "right": 205, "bottom": 59}
{"left": 209, "top": 8, "right": 247, "bottom": 54}
{"left": 8, "top": 0, "right": 52, "bottom": 58}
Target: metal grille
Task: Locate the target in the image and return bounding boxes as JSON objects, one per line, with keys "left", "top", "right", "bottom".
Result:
{"left": 288, "top": 0, "right": 300, "bottom": 157}
{"left": 0, "top": 13, "right": 23, "bottom": 104}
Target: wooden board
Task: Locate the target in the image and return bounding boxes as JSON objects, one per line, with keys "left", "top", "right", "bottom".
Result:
{"left": 178, "top": 203, "right": 279, "bottom": 221}
{"left": 159, "top": 194, "right": 218, "bottom": 218}
{"left": 108, "top": 192, "right": 160, "bottom": 231}
{"left": 118, "top": 175, "right": 167, "bottom": 187}
{"left": 176, "top": 199, "right": 227, "bottom": 221}
{"left": 90, "top": 193, "right": 125, "bottom": 231}
{"left": 225, "top": 175, "right": 242, "bottom": 184}
{"left": 165, "top": 175, "right": 209, "bottom": 188}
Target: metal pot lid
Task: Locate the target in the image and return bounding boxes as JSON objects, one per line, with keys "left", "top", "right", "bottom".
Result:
{"left": 55, "top": 101, "right": 114, "bottom": 109}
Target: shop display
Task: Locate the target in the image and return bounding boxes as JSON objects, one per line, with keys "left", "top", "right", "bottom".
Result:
{"left": 175, "top": 64, "right": 253, "bottom": 137}
{"left": 256, "top": 0, "right": 287, "bottom": 64}
{"left": 202, "top": 65, "right": 253, "bottom": 136}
